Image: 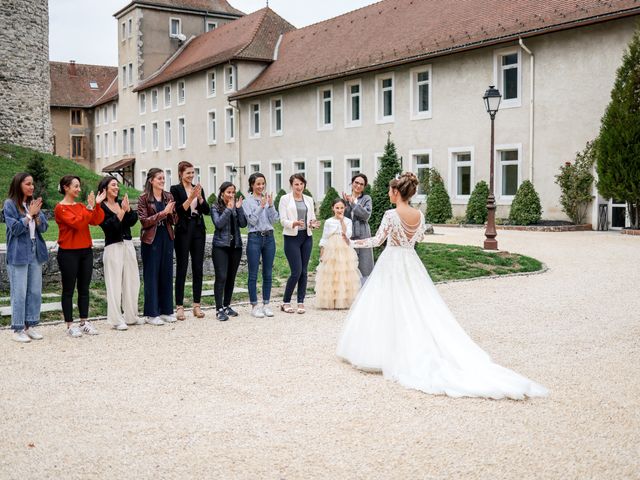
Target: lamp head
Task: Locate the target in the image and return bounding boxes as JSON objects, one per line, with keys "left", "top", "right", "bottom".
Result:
{"left": 483, "top": 85, "right": 502, "bottom": 119}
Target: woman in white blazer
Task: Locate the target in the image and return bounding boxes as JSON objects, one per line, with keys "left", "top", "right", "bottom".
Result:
{"left": 278, "top": 173, "right": 319, "bottom": 314}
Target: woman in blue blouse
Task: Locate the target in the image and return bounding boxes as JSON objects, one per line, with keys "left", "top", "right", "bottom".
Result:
{"left": 3, "top": 173, "right": 49, "bottom": 343}
{"left": 242, "top": 173, "right": 279, "bottom": 318}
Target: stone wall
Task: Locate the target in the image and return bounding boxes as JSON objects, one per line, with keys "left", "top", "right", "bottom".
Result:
{"left": 0, "top": 0, "right": 52, "bottom": 152}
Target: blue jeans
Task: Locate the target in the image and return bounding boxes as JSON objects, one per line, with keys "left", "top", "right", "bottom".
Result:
{"left": 246, "top": 233, "right": 276, "bottom": 305}
{"left": 283, "top": 230, "right": 313, "bottom": 304}
{"left": 141, "top": 226, "right": 174, "bottom": 317}
{"left": 8, "top": 240, "right": 42, "bottom": 331}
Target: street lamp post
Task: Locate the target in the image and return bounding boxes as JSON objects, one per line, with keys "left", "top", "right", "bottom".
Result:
{"left": 482, "top": 85, "right": 502, "bottom": 251}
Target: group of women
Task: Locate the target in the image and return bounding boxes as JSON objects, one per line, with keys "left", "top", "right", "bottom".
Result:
{"left": 4, "top": 166, "right": 374, "bottom": 342}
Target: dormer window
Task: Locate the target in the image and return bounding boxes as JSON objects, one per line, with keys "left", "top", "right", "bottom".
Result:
{"left": 89, "top": 81, "right": 98, "bottom": 90}
{"left": 170, "top": 18, "right": 181, "bottom": 38}
{"left": 206, "top": 21, "right": 217, "bottom": 32}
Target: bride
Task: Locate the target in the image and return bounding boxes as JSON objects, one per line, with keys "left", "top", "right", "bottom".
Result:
{"left": 337, "top": 172, "right": 548, "bottom": 400}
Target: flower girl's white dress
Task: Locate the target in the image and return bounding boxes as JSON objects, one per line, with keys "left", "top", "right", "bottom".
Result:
{"left": 337, "top": 209, "right": 548, "bottom": 400}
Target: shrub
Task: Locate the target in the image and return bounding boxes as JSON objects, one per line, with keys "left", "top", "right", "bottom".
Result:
{"left": 207, "top": 192, "right": 216, "bottom": 205}
{"left": 555, "top": 142, "right": 596, "bottom": 224}
{"left": 425, "top": 170, "right": 452, "bottom": 223}
{"left": 465, "top": 181, "right": 489, "bottom": 224}
{"left": 509, "top": 180, "right": 542, "bottom": 225}
{"left": 303, "top": 188, "right": 313, "bottom": 198}
{"left": 274, "top": 188, "right": 287, "bottom": 210}
{"left": 319, "top": 187, "right": 340, "bottom": 220}
{"left": 370, "top": 135, "right": 403, "bottom": 232}
{"left": 26, "top": 153, "right": 49, "bottom": 208}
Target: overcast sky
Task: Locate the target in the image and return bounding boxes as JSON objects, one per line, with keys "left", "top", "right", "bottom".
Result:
{"left": 49, "top": 0, "right": 379, "bottom": 66}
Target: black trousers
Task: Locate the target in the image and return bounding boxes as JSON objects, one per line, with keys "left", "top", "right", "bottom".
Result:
{"left": 212, "top": 245, "right": 242, "bottom": 310}
{"left": 57, "top": 247, "right": 93, "bottom": 322}
{"left": 141, "top": 226, "right": 174, "bottom": 317}
{"left": 174, "top": 219, "right": 206, "bottom": 305}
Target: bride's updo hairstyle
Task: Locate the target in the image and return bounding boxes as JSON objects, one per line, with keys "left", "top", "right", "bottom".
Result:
{"left": 389, "top": 172, "right": 419, "bottom": 201}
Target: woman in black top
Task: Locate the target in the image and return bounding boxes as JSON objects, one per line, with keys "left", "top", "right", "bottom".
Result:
{"left": 170, "top": 161, "right": 210, "bottom": 320}
{"left": 97, "top": 176, "right": 140, "bottom": 330}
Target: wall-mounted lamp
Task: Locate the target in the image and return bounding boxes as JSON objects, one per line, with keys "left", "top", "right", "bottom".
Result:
{"left": 231, "top": 165, "right": 246, "bottom": 175}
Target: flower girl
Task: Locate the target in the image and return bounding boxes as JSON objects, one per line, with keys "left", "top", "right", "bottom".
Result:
{"left": 315, "top": 198, "right": 361, "bottom": 309}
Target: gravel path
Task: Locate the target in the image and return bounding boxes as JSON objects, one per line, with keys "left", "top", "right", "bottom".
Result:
{"left": 1, "top": 229, "right": 638, "bottom": 479}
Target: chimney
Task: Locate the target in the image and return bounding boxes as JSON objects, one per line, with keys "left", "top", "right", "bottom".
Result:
{"left": 68, "top": 60, "right": 77, "bottom": 76}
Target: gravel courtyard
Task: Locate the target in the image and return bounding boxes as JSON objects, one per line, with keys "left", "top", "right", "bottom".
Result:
{"left": 1, "top": 228, "right": 638, "bottom": 480}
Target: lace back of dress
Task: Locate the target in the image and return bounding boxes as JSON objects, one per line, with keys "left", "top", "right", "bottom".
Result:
{"left": 387, "top": 210, "right": 424, "bottom": 247}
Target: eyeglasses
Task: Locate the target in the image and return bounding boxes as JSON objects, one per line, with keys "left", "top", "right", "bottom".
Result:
{"left": 353, "top": 181, "right": 365, "bottom": 186}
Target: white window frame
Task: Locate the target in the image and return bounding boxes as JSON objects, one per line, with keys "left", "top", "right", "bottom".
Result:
{"left": 495, "top": 143, "right": 522, "bottom": 203}
{"left": 151, "top": 122, "right": 159, "bottom": 151}
{"left": 249, "top": 162, "right": 261, "bottom": 174}
{"left": 270, "top": 96, "right": 283, "bottom": 136}
{"left": 140, "top": 124, "right": 147, "bottom": 153}
{"left": 207, "top": 109, "right": 217, "bottom": 145}
{"left": 344, "top": 79, "right": 362, "bottom": 128}
{"left": 373, "top": 152, "right": 384, "bottom": 177}
{"left": 493, "top": 47, "right": 522, "bottom": 109}
{"left": 206, "top": 70, "right": 216, "bottom": 98}
{"left": 448, "top": 146, "right": 475, "bottom": 203}
{"left": 224, "top": 163, "right": 235, "bottom": 183}
{"left": 194, "top": 166, "right": 201, "bottom": 185}
{"left": 95, "top": 109, "right": 100, "bottom": 126}
{"left": 104, "top": 132, "right": 109, "bottom": 157}
{"left": 177, "top": 80, "right": 186, "bottom": 105}
{"left": 163, "top": 84, "right": 172, "bottom": 109}
{"left": 317, "top": 85, "right": 333, "bottom": 131}
{"left": 112, "top": 130, "right": 118, "bottom": 156}
{"left": 122, "top": 65, "right": 127, "bottom": 89}
{"left": 139, "top": 92, "right": 146, "bottom": 114}
{"left": 169, "top": 17, "right": 181, "bottom": 38}
{"left": 410, "top": 65, "right": 432, "bottom": 120}
{"left": 164, "top": 169, "right": 172, "bottom": 191}
{"left": 129, "top": 127, "right": 135, "bottom": 154}
{"left": 128, "top": 62, "right": 133, "bottom": 86}
{"left": 121, "top": 22, "right": 126, "bottom": 42}
{"left": 111, "top": 103, "right": 117, "bottom": 123}
{"left": 292, "top": 159, "right": 306, "bottom": 178}
{"left": 178, "top": 116, "right": 186, "bottom": 149}
{"left": 122, "top": 128, "right": 129, "bottom": 155}
{"left": 95, "top": 135, "right": 101, "bottom": 158}
{"left": 103, "top": 106, "right": 108, "bottom": 124}
{"left": 249, "top": 102, "right": 260, "bottom": 139}
{"left": 317, "top": 157, "right": 334, "bottom": 198}
{"left": 224, "top": 65, "right": 236, "bottom": 93}
{"left": 140, "top": 169, "right": 147, "bottom": 190}
{"left": 164, "top": 119, "right": 172, "bottom": 151}
{"left": 270, "top": 160, "right": 284, "bottom": 193}
{"left": 409, "top": 149, "right": 432, "bottom": 201}
{"left": 225, "top": 107, "right": 235, "bottom": 143}
{"left": 375, "top": 72, "right": 395, "bottom": 124}
{"left": 127, "top": 18, "right": 133, "bottom": 38}
{"left": 151, "top": 89, "right": 159, "bottom": 112}
{"left": 206, "top": 21, "right": 217, "bottom": 32}
{"left": 208, "top": 166, "right": 217, "bottom": 195}
{"left": 344, "top": 155, "right": 362, "bottom": 192}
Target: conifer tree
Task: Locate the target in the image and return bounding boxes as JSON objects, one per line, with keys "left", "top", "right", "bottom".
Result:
{"left": 26, "top": 153, "right": 49, "bottom": 207}
{"left": 509, "top": 180, "right": 542, "bottom": 225}
{"left": 370, "top": 134, "right": 402, "bottom": 233}
{"left": 274, "top": 188, "right": 287, "bottom": 210}
{"left": 425, "top": 170, "right": 452, "bottom": 224}
{"left": 319, "top": 187, "right": 340, "bottom": 220}
{"left": 465, "top": 181, "right": 489, "bottom": 224}
{"left": 596, "top": 26, "right": 640, "bottom": 228}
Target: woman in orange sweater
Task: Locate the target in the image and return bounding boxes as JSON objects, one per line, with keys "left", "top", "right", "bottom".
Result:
{"left": 54, "top": 175, "right": 105, "bottom": 337}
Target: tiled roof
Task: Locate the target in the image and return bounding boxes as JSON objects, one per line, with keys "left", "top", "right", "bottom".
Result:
{"left": 91, "top": 76, "right": 119, "bottom": 107}
{"left": 50, "top": 62, "right": 118, "bottom": 108}
{"left": 232, "top": 0, "right": 640, "bottom": 99}
{"left": 114, "top": 0, "right": 244, "bottom": 18}
{"left": 134, "top": 7, "right": 295, "bottom": 92}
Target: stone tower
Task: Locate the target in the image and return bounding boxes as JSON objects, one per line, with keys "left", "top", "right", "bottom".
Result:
{"left": 0, "top": 0, "right": 52, "bottom": 152}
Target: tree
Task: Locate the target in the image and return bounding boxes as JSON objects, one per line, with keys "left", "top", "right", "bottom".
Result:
{"left": 370, "top": 134, "right": 402, "bottom": 233}
{"left": 26, "top": 153, "right": 49, "bottom": 207}
{"left": 425, "top": 170, "right": 452, "bottom": 223}
{"left": 509, "top": 180, "right": 542, "bottom": 225}
{"left": 465, "top": 181, "right": 489, "bottom": 224}
{"left": 274, "top": 188, "right": 287, "bottom": 210}
{"left": 555, "top": 141, "right": 596, "bottom": 224}
{"left": 596, "top": 26, "right": 640, "bottom": 228}
{"left": 319, "top": 187, "right": 340, "bottom": 220}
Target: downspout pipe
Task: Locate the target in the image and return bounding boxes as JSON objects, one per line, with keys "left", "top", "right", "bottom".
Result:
{"left": 228, "top": 61, "right": 243, "bottom": 189}
{"left": 519, "top": 38, "right": 534, "bottom": 184}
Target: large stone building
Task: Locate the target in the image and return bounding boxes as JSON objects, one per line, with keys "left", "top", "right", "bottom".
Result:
{"left": 0, "top": 0, "right": 52, "bottom": 152}
{"left": 88, "top": 0, "right": 640, "bottom": 228}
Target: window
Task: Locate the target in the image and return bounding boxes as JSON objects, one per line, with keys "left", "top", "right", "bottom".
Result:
{"left": 345, "top": 156, "right": 362, "bottom": 187}
{"left": 128, "top": 63, "right": 133, "bottom": 86}
{"left": 170, "top": 18, "right": 181, "bottom": 37}
{"left": 374, "top": 152, "right": 384, "bottom": 176}
{"left": 95, "top": 135, "right": 101, "bottom": 158}
{"left": 293, "top": 160, "right": 306, "bottom": 177}
{"left": 225, "top": 164, "right": 234, "bottom": 182}
{"left": 208, "top": 166, "right": 217, "bottom": 194}
{"left": 249, "top": 163, "right": 261, "bottom": 173}
{"left": 139, "top": 93, "right": 146, "bottom": 114}
{"left": 225, "top": 65, "right": 236, "bottom": 92}
{"left": 164, "top": 169, "right": 172, "bottom": 191}
{"left": 206, "top": 21, "right": 217, "bottom": 32}
{"left": 152, "top": 122, "right": 159, "bottom": 151}
{"left": 271, "top": 162, "right": 283, "bottom": 192}
{"left": 128, "top": 18, "right": 133, "bottom": 38}
{"left": 318, "top": 86, "right": 333, "bottom": 129}
{"left": 164, "top": 85, "right": 171, "bottom": 108}
{"left": 71, "top": 136, "right": 83, "bottom": 158}
{"left": 410, "top": 150, "right": 432, "bottom": 197}
{"left": 121, "top": 22, "right": 126, "bottom": 41}
{"left": 225, "top": 107, "right": 235, "bottom": 142}
{"left": 497, "top": 146, "right": 521, "bottom": 198}
{"left": 249, "top": 103, "right": 260, "bottom": 138}
{"left": 376, "top": 73, "right": 394, "bottom": 123}
{"left": 104, "top": 132, "right": 109, "bottom": 156}
{"left": 178, "top": 80, "right": 186, "bottom": 105}
{"left": 95, "top": 109, "right": 100, "bottom": 126}
{"left": 112, "top": 131, "right": 117, "bottom": 155}
{"left": 178, "top": 117, "right": 186, "bottom": 148}
{"left": 129, "top": 127, "right": 135, "bottom": 154}
{"left": 411, "top": 66, "right": 432, "bottom": 119}
{"left": 140, "top": 125, "right": 146, "bottom": 152}
{"left": 207, "top": 110, "right": 217, "bottom": 144}
{"left": 271, "top": 97, "right": 283, "bottom": 136}
{"left": 194, "top": 167, "right": 201, "bottom": 185}
{"left": 494, "top": 48, "right": 521, "bottom": 107}
{"left": 103, "top": 106, "right": 108, "bottom": 124}
{"left": 345, "top": 80, "right": 362, "bottom": 127}
{"left": 449, "top": 147, "right": 475, "bottom": 199}
{"left": 319, "top": 158, "right": 333, "bottom": 195}
{"left": 71, "top": 109, "right": 82, "bottom": 126}
{"left": 151, "top": 89, "right": 158, "bottom": 111}
{"left": 122, "top": 65, "right": 127, "bottom": 88}
{"left": 164, "top": 120, "right": 172, "bottom": 150}
{"left": 140, "top": 169, "right": 147, "bottom": 189}
{"left": 111, "top": 103, "right": 117, "bottom": 122}
{"left": 207, "top": 70, "right": 216, "bottom": 97}
{"left": 89, "top": 81, "right": 98, "bottom": 90}
{"left": 122, "top": 129, "right": 128, "bottom": 155}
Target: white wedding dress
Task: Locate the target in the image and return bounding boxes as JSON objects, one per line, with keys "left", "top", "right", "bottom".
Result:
{"left": 337, "top": 209, "right": 548, "bottom": 400}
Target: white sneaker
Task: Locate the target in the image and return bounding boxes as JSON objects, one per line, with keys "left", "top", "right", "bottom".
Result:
{"left": 67, "top": 325, "right": 83, "bottom": 338}
{"left": 160, "top": 314, "right": 177, "bottom": 323}
{"left": 79, "top": 322, "right": 99, "bottom": 335}
{"left": 25, "top": 329, "right": 43, "bottom": 340}
{"left": 251, "top": 305, "right": 265, "bottom": 318}
{"left": 146, "top": 316, "right": 164, "bottom": 326}
{"left": 134, "top": 317, "right": 145, "bottom": 326}
{"left": 262, "top": 305, "right": 274, "bottom": 317}
{"left": 12, "top": 330, "right": 31, "bottom": 343}
{"left": 113, "top": 323, "right": 128, "bottom": 331}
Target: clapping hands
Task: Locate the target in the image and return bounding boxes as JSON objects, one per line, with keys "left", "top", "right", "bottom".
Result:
{"left": 121, "top": 193, "right": 130, "bottom": 212}
{"left": 28, "top": 197, "right": 43, "bottom": 217}
{"left": 342, "top": 192, "right": 354, "bottom": 204}
{"left": 163, "top": 200, "right": 176, "bottom": 215}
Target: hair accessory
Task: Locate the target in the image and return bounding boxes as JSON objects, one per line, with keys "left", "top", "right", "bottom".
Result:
{"left": 394, "top": 173, "right": 400, "bottom": 180}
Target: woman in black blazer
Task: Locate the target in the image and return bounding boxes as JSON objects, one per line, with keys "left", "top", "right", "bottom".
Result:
{"left": 170, "top": 161, "right": 210, "bottom": 320}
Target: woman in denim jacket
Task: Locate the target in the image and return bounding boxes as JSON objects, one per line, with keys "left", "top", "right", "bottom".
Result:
{"left": 210, "top": 181, "right": 247, "bottom": 321}
{"left": 3, "top": 173, "right": 49, "bottom": 343}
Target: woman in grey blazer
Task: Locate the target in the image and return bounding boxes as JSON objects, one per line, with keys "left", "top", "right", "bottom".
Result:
{"left": 343, "top": 173, "right": 374, "bottom": 284}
